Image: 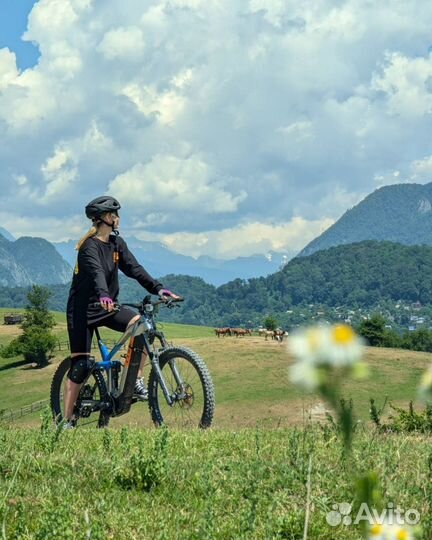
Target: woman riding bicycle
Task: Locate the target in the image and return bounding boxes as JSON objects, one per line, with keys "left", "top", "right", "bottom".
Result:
{"left": 64, "top": 195, "right": 180, "bottom": 427}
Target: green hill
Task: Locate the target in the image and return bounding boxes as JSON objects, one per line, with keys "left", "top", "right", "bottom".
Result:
{"left": 299, "top": 182, "right": 432, "bottom": 256}
{"left": 2, "top": 240, "right": 432, "bottom": 326}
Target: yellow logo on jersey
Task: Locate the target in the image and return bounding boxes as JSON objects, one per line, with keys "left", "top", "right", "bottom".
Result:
{"left": 74, "top": 262, "right": 79, "bottom": 274}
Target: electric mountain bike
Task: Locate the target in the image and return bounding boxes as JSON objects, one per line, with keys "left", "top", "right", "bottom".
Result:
{"left": 50, "top": 296, "right": 215, "bottom": 429}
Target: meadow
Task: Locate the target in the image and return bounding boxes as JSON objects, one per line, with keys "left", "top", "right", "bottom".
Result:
{"left": 0, "top": 309, "right": 431, "bottom": 538}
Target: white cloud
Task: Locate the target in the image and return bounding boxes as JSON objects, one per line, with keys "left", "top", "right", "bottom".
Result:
{"left": 40, "top": 146, "right": 78, "bottom": 202}
{"left": 410, "top": 155, "right": 432, "bottom": 183}
{"left": 108, "top": 154, "right": 247, "bottom": 216}
{"left": 157, "top": 217, "right": 334, "bottom": 259}
{"left": 121, "top": 83, "right": 187, "bottom": 126}
{"left": 2, "top": 0, "right": 432, "bottom": 259}
{"left": 0, "top": 48, "right": 18, "bottom": 89}
{"left": 374, "top": 170, "right": 403, "bottom": 187}
{"left": 98, "top": 26, "right": 145, "bottom": 60}
{"left": 0, "top": 211, "right": 84, "bottom": 242}
{"left": 372, "top": 53, "right": 432, "bottom": 118}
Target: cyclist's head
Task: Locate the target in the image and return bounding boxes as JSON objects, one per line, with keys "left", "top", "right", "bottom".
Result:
{"left": 85, "top": 196, "right": 121, "bottom": 221}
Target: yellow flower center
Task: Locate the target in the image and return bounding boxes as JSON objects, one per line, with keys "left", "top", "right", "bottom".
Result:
{"left": 396, "top": 530, "right": 409, "bottom": 540}
{"left": 369, "top": 524, "right": 382, "bottom": 536}
{"left": 332, "top": 324, "right": 356, "bottom": 345}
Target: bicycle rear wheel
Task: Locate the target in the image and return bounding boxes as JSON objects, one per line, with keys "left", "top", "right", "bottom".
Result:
{"left": 148, "top": 347, "right": 215, "bottom": 429}
{"left": 50, "top": 357, "right": 110, "bottom": 428}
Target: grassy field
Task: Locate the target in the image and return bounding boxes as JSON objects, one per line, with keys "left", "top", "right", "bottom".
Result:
{"left": 0, "top": 311, "right": 430, "bottom": 429}
{"left": 1, "top": 314, "right": 432, "bottom": 538}
{"left": 0, "top": 424, "right": 430, "bottom": 539}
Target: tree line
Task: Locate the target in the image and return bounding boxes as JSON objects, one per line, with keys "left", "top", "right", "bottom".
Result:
{"left": 1, "top": 240, "right": 432, "bottom": 328}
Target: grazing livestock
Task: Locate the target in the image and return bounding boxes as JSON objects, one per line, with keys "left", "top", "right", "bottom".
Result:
{"left": 274, "top": 329, "right": 288, "bottom": 343}
{"left": 262, "top": 329, "right": 289, "bottom": 342}
{"left": 214, "top": 327, "right": 232, "bottom": 337}
{"left": 232, "top": 328, "right": 252, "bottom": 337}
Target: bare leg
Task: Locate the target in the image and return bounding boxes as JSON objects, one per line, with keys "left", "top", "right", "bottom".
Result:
{"left": 126, "top": 315, "right": 148, "bottom": 380}
{"left": 137, "top": 351, "right": 148, "bottom": 379}
{"left": 64, "top": 352, "right": 91, "bottom": 421}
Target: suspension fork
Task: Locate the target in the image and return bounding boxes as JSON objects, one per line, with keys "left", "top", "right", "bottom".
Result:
{"left": 149, "top": 350, "right": 175, "bottom": 406}
{"left": 150, "top": 350, "right": 190, "bottom": 406}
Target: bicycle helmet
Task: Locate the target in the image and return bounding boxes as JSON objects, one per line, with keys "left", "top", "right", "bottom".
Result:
{"left": 85, "top": 196, "right": 121, "bottom": 220}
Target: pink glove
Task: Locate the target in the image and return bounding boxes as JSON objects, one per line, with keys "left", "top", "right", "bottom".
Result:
{"left": 158, "top": 289, "right": 174, "bottom": 297}
{"left": 158, "top": 289, "right": 181, "bottom": 300}
{"left": 99, "top": 296, "right": 114, "bottom": 311}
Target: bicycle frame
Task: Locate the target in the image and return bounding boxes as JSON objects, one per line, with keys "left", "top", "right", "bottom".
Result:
{"left": 91, "top": 304, "right": 179, "bottom": 417}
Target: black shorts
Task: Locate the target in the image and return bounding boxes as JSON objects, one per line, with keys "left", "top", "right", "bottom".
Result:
{"left": 67, "top": 306, "right": 137, "bottom": 354}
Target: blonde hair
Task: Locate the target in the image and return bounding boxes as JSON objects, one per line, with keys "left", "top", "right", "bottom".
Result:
{"left": 75, "top": 224, "right": 98, "bottom": 251}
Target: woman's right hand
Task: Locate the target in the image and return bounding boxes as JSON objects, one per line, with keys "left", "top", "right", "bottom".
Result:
{"left": 99, "top": 296, "right": 114, "bottom": 311}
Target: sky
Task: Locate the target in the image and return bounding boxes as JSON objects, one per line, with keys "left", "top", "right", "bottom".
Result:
{"left": 1, "top": 0, "right": 432, "bottom": 260}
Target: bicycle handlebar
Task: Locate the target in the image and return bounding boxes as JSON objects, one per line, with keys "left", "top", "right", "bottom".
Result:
{"left": 91, "top": 296, "right": 184, "bottom": 312}
{"left": 122, "top": 297, "right": 184, "bottom": 310}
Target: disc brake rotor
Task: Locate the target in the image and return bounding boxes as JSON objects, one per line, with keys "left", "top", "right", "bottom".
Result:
{"left": 178, "top": 384, "right": 194, "bottom": 409}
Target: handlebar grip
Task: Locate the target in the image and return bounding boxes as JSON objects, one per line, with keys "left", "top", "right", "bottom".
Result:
{"left": 91, "top": 302, "right": 120, "bottom": 310}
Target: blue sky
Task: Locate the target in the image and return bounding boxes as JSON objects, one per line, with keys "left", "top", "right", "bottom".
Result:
{"left": 0, "top": 1, "right": 432, "bottom": 259}
{"left": 0, "top": 0, "right": 39, "bottom": 69}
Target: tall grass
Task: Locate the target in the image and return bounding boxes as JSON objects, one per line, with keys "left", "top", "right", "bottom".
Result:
{"left": 0, "top": 419, "right": 430, "bottom": 539}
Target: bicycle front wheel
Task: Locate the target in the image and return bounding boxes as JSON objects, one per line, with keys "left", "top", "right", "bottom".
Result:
{"left": 148, "top": 347, "right": 215, "bottom": 429}
{"left": 50, "top": 357, "right": 110, "bottom": 428}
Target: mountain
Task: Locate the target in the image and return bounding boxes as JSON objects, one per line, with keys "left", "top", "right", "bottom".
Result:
{"left": 53, "top": 236, "right": 294, "bottom": 286}
{"left": 0, "top": 227, "right": 15, "bottom": 242}
{"left": 299, "top": 182, "right": 432, "bottom": 257}
{"left": 0, "top": 234, "right": 72, "bottom": 287}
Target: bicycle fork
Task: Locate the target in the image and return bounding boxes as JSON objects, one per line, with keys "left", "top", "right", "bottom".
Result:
{"left": 150, "top": 353, "right": 188, "bottom": 406}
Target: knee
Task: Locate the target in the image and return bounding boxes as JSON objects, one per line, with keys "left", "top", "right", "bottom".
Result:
{"left": 126, "top": 314, "right": 140, "bottom": 328}
{"left": 67, "top": 355, "right": 95, "bottom": 384}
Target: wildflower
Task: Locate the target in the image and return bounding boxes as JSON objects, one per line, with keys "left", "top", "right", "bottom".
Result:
{"left": 326, "top": 324, "right": 364, "bottom": 367}
{"left": 367, "top": 522, "right": 413, "bottom": 540}
{"left": 288, "top": 324, "right": 330, "bottom": 364}
{"left": 418, "top": 365, "right": 432, "bottom": 403}
{"left": 287, "top": 323, "right": 365, "bottom": 390}
{"left": 289, "top": 360, "right": 322, "bottom": 391}
{"left": 368, "top": 523, "right": 385, "bottom": 539}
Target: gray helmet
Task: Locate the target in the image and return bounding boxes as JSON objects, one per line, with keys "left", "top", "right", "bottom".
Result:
{"left": 85, "top": 196, "right": 121, "bottom": 220}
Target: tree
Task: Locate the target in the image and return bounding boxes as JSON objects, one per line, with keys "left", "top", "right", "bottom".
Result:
{"left": 264, "top": 315, "right": 278, "bottom": 331}
{"left": 0, "top": 285, "right": 57, "bottom": 367}
{"left": 357, "top": 314, "right": 386, "bottom": 347}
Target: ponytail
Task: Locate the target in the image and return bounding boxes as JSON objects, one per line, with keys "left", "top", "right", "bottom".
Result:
{"left": 75, "top": 224, "right": 97, "bottom": 251}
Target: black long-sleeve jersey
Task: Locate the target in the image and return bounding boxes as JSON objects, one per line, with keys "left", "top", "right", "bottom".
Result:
{"left": 66, "top": 235, "right": 163, "bottom": 325}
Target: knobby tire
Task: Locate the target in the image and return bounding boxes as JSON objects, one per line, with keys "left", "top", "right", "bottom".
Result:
{"left": 50, "top": 357, "right": 110, "bottom": 428}
{"left": 147, "top": 346, "right": 215, "bottom": 429}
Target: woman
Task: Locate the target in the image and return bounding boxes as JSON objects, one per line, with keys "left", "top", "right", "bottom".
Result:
{"left": 64, "top": 195, "right": 179, "bottom": 426}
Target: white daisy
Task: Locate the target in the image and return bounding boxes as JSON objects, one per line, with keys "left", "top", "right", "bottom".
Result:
{"left": 287, "top": 324, "right": 332, "bottom": 365}
{"left": 324, "top": 324, "right": 365, "bottom": 367}
{"left": 418, "top": 365, "right": 432, "bottom": 403}
{"left": 368, "top": 522, "right": 413, "bottom": 540}
{"left": 289, "top": 361, "right": 322, "bottom": 391}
